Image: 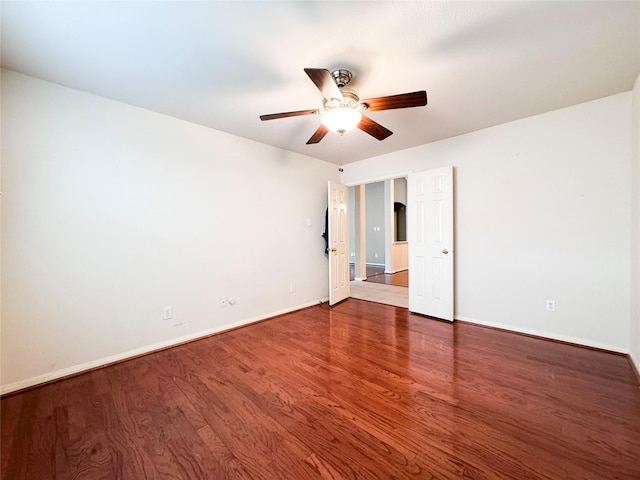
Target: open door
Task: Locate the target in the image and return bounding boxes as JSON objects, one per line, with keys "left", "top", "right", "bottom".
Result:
{"left": 408, "top": 166, "right": 454, "bottom": 321}
{"left": 328, "top": 181, "right": 350, "bottom": 305}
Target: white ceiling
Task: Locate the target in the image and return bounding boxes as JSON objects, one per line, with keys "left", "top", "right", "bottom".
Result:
{"left": 2, "top": 1, "right": 639, "bottom": 165}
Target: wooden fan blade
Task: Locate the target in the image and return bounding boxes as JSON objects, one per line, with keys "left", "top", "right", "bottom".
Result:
{"left": 306, "top": 124, "right": 329, "bottom": 144}
{"left": 361, "top": 91, "right": 427, "bottom": 112}
{"left": 357, "top": 115, "right": 393, "bottom": 141}
{"left": 304, "top": 68, "right": 343, "bottom": 101}
{"left": 260, "top": 109, "right": 317, "bottom": 121}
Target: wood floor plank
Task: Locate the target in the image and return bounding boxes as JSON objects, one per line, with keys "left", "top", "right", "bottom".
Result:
{"left": 2, "top": 299, "right": 639, "bottom": 479}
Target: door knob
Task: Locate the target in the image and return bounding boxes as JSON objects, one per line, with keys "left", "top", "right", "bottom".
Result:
{"left": 330, "top": 248, "right": 337, "bottom": 252}
{"left": 442, "top": 248, "right": 449, "bottom": 254}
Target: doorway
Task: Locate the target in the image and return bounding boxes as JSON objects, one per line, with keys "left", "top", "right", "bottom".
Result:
{"left": 341, "top": 166, "right": 454, "bottom": 320}
{"left": 348, "top": 178, "right": 409, "bottom": 308}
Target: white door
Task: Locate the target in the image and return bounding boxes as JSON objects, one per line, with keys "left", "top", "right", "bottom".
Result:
{"left": 408, "top": 166, "right": 454, "bottom": 321}
{"left": 328, "top": 181, "right": 350, "bottom": 305}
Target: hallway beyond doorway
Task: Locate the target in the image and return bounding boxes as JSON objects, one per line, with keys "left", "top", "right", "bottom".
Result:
{"left": 349, "top": 265, "right": 408, "bottom": 308}
{"left": 349, "top": 264, "right": 408, "bottom": 287}
{"left": 349, "top": 281, "right": 408, "bottom": 308}
{"left": 364, "top": 266, "right": 408, "bottom": 287}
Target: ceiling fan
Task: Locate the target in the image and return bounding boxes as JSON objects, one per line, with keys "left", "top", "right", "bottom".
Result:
{"left": 259, "top": 68, "right": 427, "bottom": 144}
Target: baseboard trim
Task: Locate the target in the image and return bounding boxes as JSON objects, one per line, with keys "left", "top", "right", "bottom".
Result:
{"left": 629, "top": 351, "right": 640, "bottom": 385}
{"left": 4, "top": 304, "right": 630, "bottom": 395}
{"left": 1, "top": 299, "right": 328, "bottom": 396}
{"left": 385, "top": 268, "right": 408, "bottom": 274}
{"left": 454, "top": 315, "right": 628, "bottom": 355}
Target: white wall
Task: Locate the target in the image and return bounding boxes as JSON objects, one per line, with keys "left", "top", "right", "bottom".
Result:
{"left": 1, "top": 70, "right": 339, "bottom": 392}
{"left": 342, "top": 93, "right": 633, "bottom": 352}
{"left": 394, "top": 177, "right": 407, "bottom": 205}
{"left": 365, "top": 182, "right": 385, "bottom": 264}
{"left": 631, "top": 74, "right": 640, "bottom": 374}
{"left": 394, "top": 177, "right": 407, "bottom": 242}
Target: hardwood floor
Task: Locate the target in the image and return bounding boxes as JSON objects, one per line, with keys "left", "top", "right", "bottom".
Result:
{"left": 350, "top": 264, "right": 409, "bottom": 287}
{"left": 365, "top": 270, "right": 409, "bottom": 287}
{"left": 2, "top": 300, "right": 639, "bottom": 479}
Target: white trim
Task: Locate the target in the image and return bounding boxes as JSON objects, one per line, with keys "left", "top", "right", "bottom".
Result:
{"left": 0, "top": 299, "right": 327, "bottom": 396}
{"left": 455, "top": 315, "right": 628, "bottom": 354}
{"left": 366, "top": 262, "right": 385, "bottom": 267}
{"left": 630, "top": 351, "right": 640, "bottom": 381}
{"left": 343, "top": 171, "right": 413, "bottom": 187}
{"left": 385, "top": 268, "right": 408, "bottom": 274}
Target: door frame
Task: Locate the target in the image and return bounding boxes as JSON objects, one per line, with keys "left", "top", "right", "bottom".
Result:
{"left": 345, "top": 169, "right": 454, "bottom": 317}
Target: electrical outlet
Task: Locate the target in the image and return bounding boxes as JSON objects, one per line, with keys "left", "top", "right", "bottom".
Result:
{"left": 219, "top": 297, "right": 227, "bottom": 308}
{"left": 546, "top": 300, "right": 555, "bottom": 312}
{"left": 290, "top": 283, "right": 296, "bottom": 293}
{"left": 163, "top": 306, "right": 173, "bottom": 320}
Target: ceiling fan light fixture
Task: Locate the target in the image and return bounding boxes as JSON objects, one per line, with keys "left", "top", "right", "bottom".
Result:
{"left": 321, "top": 107, "right": 362, "bottom": 135}
{"left": 259, "top": 67, "right": 427, "bottom": 144}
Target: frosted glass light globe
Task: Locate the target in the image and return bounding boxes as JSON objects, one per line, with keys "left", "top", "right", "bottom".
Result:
{"left": 321, "top": 107, "right": 362, "bottom": 135}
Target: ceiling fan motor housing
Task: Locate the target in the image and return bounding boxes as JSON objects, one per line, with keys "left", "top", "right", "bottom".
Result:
{"left": 332, "top": 69, "right": 353, "bottom": 88}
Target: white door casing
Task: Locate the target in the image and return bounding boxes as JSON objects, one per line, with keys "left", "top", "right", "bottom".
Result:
{"left": 408, "top": 166, "right": 454, "bottom": 321}
{"left": 328, "top": 181, "right": 350, "bottom": 305}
